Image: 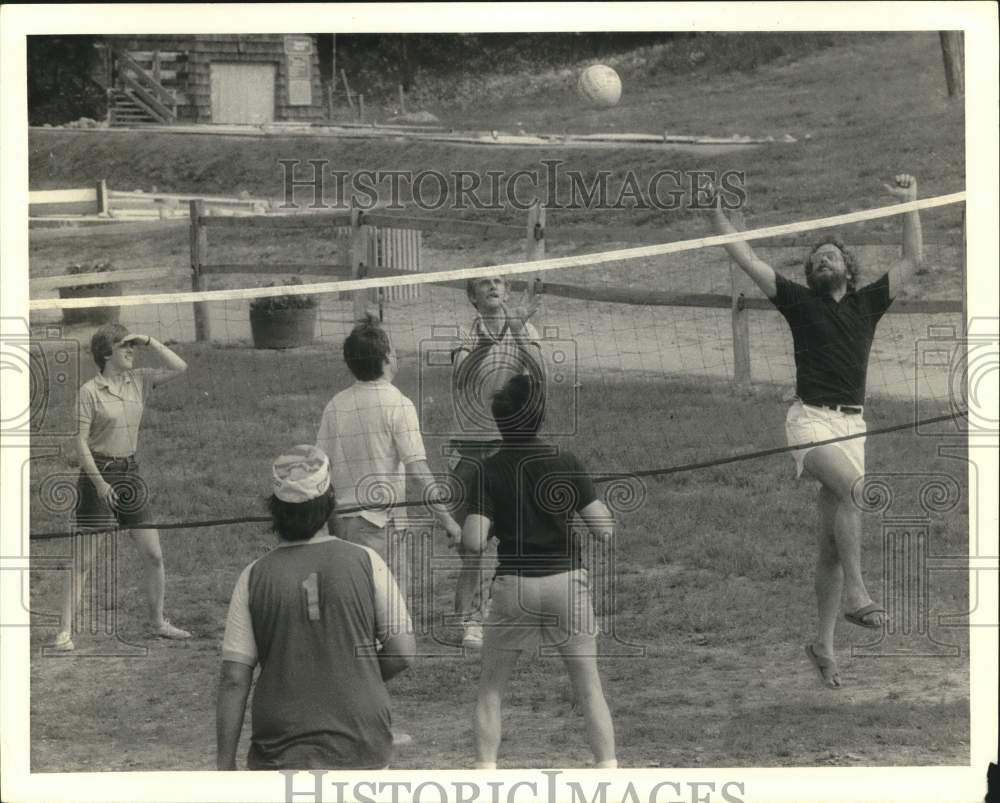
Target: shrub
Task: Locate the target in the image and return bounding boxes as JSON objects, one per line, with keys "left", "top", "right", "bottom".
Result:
{"left": 64, "top": 261, "right": 116, "bottom": 292}
{"left": 248, "top": 277, "right": 318, "bottom": 312}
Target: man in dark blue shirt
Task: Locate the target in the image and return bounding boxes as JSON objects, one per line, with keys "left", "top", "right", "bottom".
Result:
{"left": 711, "top": 175, "right": 924, "bottom": 688}
{"left": 463, "top": 375, "right": 618, "bottom": 769}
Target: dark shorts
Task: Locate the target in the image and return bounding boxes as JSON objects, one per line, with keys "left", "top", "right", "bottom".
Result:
{"left": 74, "top": 455, "right": 152, "bottom": 531}
{"left": 446, "top": 439, "right": 500, "bottom": 523}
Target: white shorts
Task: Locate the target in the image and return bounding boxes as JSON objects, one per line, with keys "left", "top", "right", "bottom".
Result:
{"left": 785, "top": 401, "right": 866, "bottom": 479}
{"left": 484, "top": 569, "right": 597, "bottom": 652}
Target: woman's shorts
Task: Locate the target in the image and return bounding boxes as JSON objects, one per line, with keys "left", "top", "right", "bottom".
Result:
{"left": 74, "top": 455, "right": 152, "bottom": 531}
{"left": 484, "top": 569, "right": 596, "bottom": 653}
{"left": 785, "top": 401, "right": 866, "bottom": 479}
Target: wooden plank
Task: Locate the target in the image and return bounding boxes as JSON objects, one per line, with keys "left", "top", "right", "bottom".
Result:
{"left": 730, "top": 266, "right": 752, "bottom": 386}
{"left": 121, "top": 74, "right": 176, "bottom": 122}
{"left": 118, "top": 51, "right": 177, "bottom": 108}
{"left": 729, "top": 210, "right": 751, "bottom": 387}
{"left": 201, "top": 263, "right": 348, "bottom": 276}
{"left": 129, "top": 51, "right": 182, "bottom": 62}
{"left": 30, "top": 267, "right": 173, "bottom": 291}
{"left": 349, "top": 207, "right": 369, "bottom": 320}
{"left": 199, "top": 211, "right": 352, "bottom": 228}
{"left": 29, "top": 200, "right": 100, "bottom": 217}
{"left": 28, "top": 188, "right": 98, "bottom": 204}
{"left": 189, "top": 200, "right": 211, "bottom": 341}
{"left": 96, "top": 180, "right": 109, "bottom": 216}
{"left": 531, "top": 282, "right": 962, "bottom": 313}
{"left": 362, "top": 211, "right": 521, "bottom": 237}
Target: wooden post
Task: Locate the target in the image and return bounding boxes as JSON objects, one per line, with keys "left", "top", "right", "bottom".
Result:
{"left": 398, "top": 83, "right": 406, "bottom": 115}
{"left": 525, "top": 200, "right": 546, "bottom": 329}
{"left": 95, "top": 179, "right": 109, "bottom": 216}
{"left": 939, "top": 32, "right": 964, "bottom": 98}
{"left": 358, "top": 94, "right": 365, "bottom": 122}
{"left": 327, "top": 82, "right": 334, "bottom": 121}
{"left": 349, "top": 204, "right": 371, "bottom": 322}
{"left": 961, "top": 204, "right": 967, "bottom": 339}
{"left": 960, "top": 204, "right": 968, "bottom": 408}
{"left": 341, "top": 69, "right": 354, "bottom": 110}
{"left": 189, "top": 200, "right": 211, "bottom": 342}
{"left": 729, "top": 210, "right": 751, "bottom": 388}
{"left": 151, "top": 50, "right": 161, "bottom": 83}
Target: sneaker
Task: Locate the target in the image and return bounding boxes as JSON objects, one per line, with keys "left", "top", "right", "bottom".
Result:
{"left": 462, "top": 622, "right": 483, "bottom": 650}
{"left": 156, "top": 620, "right": 192, "bottom": 640}
{"left": 50, "top": 631, "right": 75, "bottom": 652}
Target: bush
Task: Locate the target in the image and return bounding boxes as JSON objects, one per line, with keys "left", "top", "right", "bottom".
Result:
{"left": 64, "top": 261, "right": 116, "bottom": 292}
{"left": 248, "top": 277, "right": 318, "bottom": 312}
{"left": 66, "top": 262, "right": 115, "bottom": 288}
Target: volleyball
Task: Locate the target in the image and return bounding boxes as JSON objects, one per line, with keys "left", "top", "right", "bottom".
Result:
{"left": 578, "top": 65, "right": 622, "bottom": 108}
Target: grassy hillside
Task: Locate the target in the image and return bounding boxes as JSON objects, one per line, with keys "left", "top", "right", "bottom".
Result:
{"left": 29, "top": 32, "right": 964, "bottom": 243}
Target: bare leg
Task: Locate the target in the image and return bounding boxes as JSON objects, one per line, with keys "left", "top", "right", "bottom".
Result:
{"left": 802, "top": 446, "right": 883, "bottom": 625}
{"left": 474, "top": 645, "right": 521, "bottom": 766}
{"left": 455, "top": 542, "right": 484, "bottom": 622}
{"left": 129, "top": 527, "right": 189, "bottom": 640}
{"left": 558, "top": 641, "right": 616, "bottom": 765}
{"left": 811, "top": 486, "right": 843, "bottom": 687}
{"left": 56, "top": 533, "right": 99, "bottom": 643}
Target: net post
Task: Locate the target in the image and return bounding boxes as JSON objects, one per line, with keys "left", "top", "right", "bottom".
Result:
{"left": 729, "top": 210, "right": 752, "bottom": 388}
{"left": 526, "top": 200, "right": 546, "bottom": 326}
{"left": 189, "top": 199, "right": 211, "bottom": 342}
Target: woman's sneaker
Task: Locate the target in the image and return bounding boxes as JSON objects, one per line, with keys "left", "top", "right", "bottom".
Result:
{"left": 50, "top": 631, "right": 75, "bottom": 652}
{"left": 462, "top": 621, "right": 483, "bottom": 651}
{"left": 156, "top": 620, "right": 192, "bottom": 640}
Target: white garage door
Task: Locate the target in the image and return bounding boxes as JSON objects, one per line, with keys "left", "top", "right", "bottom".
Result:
{"left": 210, "top": 62, "right": 276, "bottom": 124}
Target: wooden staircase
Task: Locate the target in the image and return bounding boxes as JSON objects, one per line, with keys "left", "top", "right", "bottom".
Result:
{"left": 109, "top": 50, "right": 187, "bottom": 127}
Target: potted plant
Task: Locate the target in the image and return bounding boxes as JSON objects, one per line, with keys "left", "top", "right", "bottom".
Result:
{"left": 249, "top": 277, "right": 319, "bottom": 349}
{"left": 59, "top": 262, "right": 122, "bottom": 326}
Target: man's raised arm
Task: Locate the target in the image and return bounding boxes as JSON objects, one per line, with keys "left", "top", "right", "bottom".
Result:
{"left": 708, "top": 184, "right": 777, "bottom": 299}
{"left": 884, "top": 174, "right": 923, "bottom": 299}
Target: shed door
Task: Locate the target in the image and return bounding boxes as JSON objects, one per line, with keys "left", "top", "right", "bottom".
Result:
{"left": 210, "top": 62, "right": 276, "bottom": 124}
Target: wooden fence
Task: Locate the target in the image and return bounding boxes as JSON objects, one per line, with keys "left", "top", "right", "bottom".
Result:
{"left": 31, "top": 195, "right": 963, "bottom": 389}
{"left": 187, "top": 201, "right": 547, "bottom": 340}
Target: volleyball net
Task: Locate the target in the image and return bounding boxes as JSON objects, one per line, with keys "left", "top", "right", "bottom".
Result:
{"left": 25, "top": 191, "right": 969, "bottom": 540}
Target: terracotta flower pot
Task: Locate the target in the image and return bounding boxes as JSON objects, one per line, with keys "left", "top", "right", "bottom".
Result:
{"left": 249, "top": 306, "right": 318, "bottom": 349}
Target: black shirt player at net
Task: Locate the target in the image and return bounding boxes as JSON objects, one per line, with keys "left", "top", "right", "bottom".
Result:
{"left": 710, "top": 174, "right": 924, "bottom": 688}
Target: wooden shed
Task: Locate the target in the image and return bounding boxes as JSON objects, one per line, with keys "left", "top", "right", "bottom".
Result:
{"left": 102, "top": 34, "right": 323, "bottom": 126}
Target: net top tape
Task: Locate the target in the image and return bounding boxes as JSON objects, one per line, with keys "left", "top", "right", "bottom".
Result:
{"left": 30, "top": 193, "right": 965, "bottom": 311}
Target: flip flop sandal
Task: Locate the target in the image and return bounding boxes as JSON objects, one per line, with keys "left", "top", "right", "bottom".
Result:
{"left": 844, "top": 603, "right": 887, "bottom": 630}
{"left": 805, "top": 644, "right": 841, "bottom": 689}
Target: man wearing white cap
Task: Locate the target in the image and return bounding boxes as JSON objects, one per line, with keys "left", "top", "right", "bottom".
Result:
{"left": 216, "top": 445, "right": 415, "bottom": 770}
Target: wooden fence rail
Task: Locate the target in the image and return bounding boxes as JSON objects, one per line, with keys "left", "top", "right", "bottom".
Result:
{"left": 29, "top": 266, "right": 176, "bottom": 292}
{"left": 29, "top": 189, "right": 964, "bottom": 391}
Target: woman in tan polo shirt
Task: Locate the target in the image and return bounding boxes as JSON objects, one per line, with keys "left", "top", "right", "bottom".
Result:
{"left": 52, "top": 323, "right": 191, "bottom": 650}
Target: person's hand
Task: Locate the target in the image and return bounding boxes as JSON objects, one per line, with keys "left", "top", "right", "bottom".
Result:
{"left": 121, "top": 334, "right": 152, "bottom": 347}
{"left": 704, "top": 179, "right": 727, "bottom": 218}
{"left": 883, "top": 174, "right": 918, "bottom": 202}
{"left": 444, "top": 518, "right": 463, "bottom": 549}
{"left": 505, "top": 291, "right": 541, "bottom": 333}
{"left": 98, "top": 481, "right": 119, "bottom": 507}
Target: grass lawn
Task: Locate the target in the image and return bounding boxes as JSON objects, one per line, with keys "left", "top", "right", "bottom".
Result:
{"left": 28, "top": 344, "right": 969, "bottom": 770}
{"left": 22, "top": 29, "right": 972, "bottom": 773}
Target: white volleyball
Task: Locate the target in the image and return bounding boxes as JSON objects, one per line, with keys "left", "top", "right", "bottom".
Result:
{"left": 578, "top": 65, "right": 622, "bottom": 109}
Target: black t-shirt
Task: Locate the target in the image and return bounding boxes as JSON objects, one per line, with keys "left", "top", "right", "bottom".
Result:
{"left": 467, "top": 438, "right": 599, "bottom": 577}
{"left": 772, "top": 272, "right": 893, "bottom": 406}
